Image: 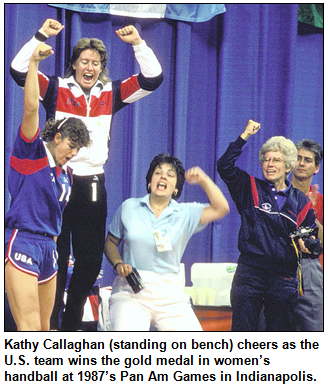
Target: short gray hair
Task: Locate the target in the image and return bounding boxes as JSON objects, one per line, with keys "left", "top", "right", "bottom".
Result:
{"left": 259, "top": 136, "right": 297, "bottom": 171}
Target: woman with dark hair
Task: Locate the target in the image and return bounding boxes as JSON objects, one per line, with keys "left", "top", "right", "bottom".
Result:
{"left": 5, "top": 43, "right": 90, "bottom": 331}
{"left": 104, "top": 153, "right": 229, "bottom": 331}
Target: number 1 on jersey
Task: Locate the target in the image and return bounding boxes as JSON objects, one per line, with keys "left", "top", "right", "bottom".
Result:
{"left": 91, "top": 182, "right": 97, "bottom": 202}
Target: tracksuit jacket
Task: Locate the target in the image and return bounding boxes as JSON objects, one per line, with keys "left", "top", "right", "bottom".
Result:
{"left": 10, "top": 32, "right": 163, "bottom": 176}
{"left": 217, "top": 136, "right": 318, "bottom": 276}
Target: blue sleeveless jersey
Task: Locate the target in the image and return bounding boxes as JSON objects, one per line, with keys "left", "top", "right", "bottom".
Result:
{"left": 5, "top": 127, "right": 73, "bottom": 237}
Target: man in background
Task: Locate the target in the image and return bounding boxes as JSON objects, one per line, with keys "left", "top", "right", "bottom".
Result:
{"left": 291, "top": 139, "right": 323, "bottom": 331}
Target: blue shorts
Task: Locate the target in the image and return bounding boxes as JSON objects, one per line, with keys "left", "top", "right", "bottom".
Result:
{"left": 5, "top": 229, "right": 58, "bottom": 284}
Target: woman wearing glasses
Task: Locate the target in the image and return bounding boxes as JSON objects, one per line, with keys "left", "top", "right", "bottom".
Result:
{"left": 217, "top": 120, "right": 318, "bottom": 331}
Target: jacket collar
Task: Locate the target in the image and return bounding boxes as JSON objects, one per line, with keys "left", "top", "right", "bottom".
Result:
{"left": 266, "top": 179, "right": 292, "bottom": 195}
{"left": 66, "top": 75, "right": 104, "bottom": 93}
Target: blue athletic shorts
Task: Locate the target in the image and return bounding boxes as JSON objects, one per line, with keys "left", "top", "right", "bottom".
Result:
{"left": 5, "top": 229, "right": 58, "bottom": 284}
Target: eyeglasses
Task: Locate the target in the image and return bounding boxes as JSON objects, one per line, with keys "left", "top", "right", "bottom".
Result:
{"left": 262, "top": 157, "right": 285, "bottom": 165}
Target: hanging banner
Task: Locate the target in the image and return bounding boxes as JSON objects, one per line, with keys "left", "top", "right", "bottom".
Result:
{"left": 49, "top": 4, "right": 226, "bottom": 23}
{"left": 298, "top": 4, "right": 323, "bottom": 28}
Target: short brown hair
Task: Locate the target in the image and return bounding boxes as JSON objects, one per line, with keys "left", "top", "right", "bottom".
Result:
{"left": 65, "top": 38, "right": 110, "bottom": 84}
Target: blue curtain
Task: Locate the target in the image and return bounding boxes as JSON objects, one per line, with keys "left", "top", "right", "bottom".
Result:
{"left": 5, "top": 4, "right": 323, "bottom": 286}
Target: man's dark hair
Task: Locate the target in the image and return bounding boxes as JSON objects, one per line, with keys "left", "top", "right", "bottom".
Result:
{"left": 295, "top": 139, "right": 323, "bottom": 166}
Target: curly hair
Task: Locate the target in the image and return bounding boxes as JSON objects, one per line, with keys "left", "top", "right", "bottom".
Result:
{"left": 259, "top": 136, "right": 297, "bottom": 171}
{"left": 65, "top": 38, "right": 110, "bottom": 84}
{"left": 295, "top": 139, "right": 323, "bottom": 167}
{"left": 40, "top": 117, "right": 91, "bottom": 148}
{"left": 146, "top": 153, "right": 185, "bottom": 200}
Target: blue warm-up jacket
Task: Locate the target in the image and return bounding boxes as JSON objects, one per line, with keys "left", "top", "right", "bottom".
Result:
{"left": 217, "top": 136, "right": 318, "bottom": 276}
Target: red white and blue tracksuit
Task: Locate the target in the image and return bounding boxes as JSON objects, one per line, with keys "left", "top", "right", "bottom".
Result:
{"left": 10, "top": 31, "right": 163, "bottom": 330}
{"left": 217, "top": 136, "right": 318, "bottom": 331}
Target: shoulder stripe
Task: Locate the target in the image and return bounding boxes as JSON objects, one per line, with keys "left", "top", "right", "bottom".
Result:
{"left": 10, "top": 155, "right": 49, "bottom": 175}
{"left": 121, "top": 75, "right": 141, "bottom": 102}
{"left": 297, "top": 201, "right": 313, "bottom": 228}
{"left": 250, "top": 176, "right": 259, "bottom": 207}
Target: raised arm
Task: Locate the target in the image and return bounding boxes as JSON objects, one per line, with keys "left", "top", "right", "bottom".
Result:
{"left": 185, "top": 167, "right": 230, "bottom": 225}
{"left": 240, "top": 119, "right": 261, "bottom": 141}
{"left": 21, "top": 43, "right": 53, "bottom": 139}
{"left": 10, "top": 19, "right": 63, "bottom": 87}
{"left": 115, "top": 25, "right": 142, "bottom": 46}
{"left": 217, "top": 119, "right": 261, "bottom": 189}
{"left": 116, "top": 25, "right": 163, "bottom": 80}
{"left": 39, "top": 19, "right": 65, "bottom": 38}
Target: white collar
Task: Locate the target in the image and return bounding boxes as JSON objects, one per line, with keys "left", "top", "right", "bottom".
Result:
{"left": 66, "top": 75, "right": 104, "bottom": 93}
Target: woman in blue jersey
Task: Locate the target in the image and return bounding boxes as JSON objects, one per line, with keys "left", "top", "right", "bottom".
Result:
{"left": 5, "top": 43, "right": 90, "bottom": 331}
{"left": 104, "top": 153, "right": 230, "bottom": 331}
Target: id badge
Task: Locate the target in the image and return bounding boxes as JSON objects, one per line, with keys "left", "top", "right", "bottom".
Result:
{"left": 153, "top": 228, "right": 173, "bottom": 252}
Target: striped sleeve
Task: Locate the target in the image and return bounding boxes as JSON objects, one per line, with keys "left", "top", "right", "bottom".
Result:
{"left": 116, "top": 40, "right": 163, "bottom": 105}
{"left": 296, "top": 197, "right": 317, "bottom": 231}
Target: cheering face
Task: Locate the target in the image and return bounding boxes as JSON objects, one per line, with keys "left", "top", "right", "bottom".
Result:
{"left": 73, "top": 49, "right": 102, "bottom": 92}
{"left": 150, "top": 163, "right": 178, "bottom": 199}
{"left": 293, "top": 148, "right": 319, "bottom": 181}
{"left": 261, "top": 151, "right": 290, "bottom": 187}
{"left": 53, "top": 134, "right": 80, "bottom": 167}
